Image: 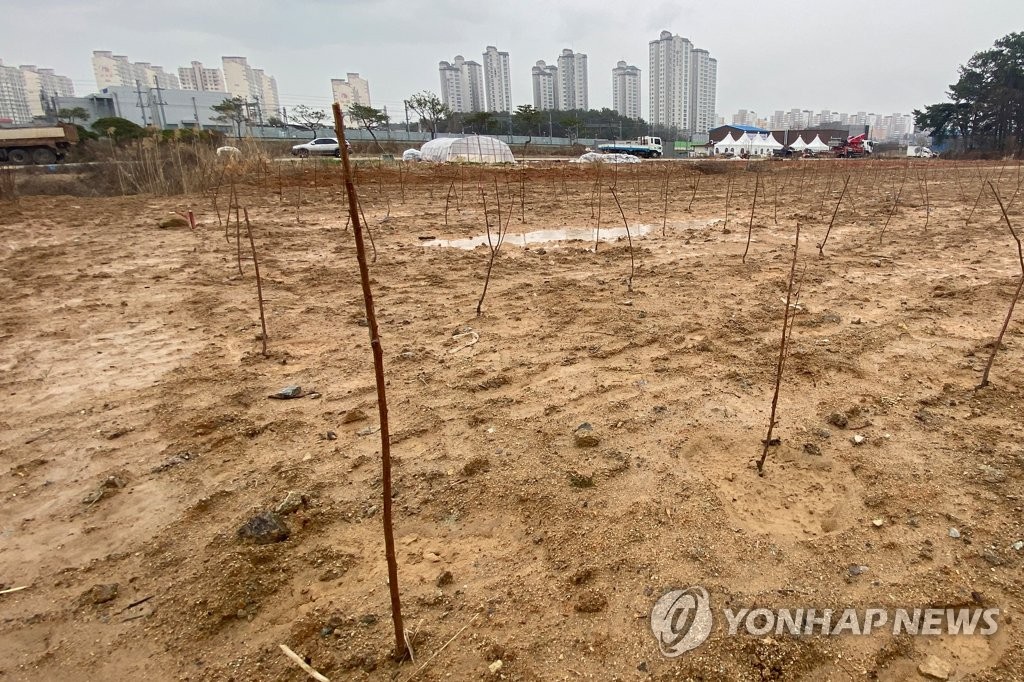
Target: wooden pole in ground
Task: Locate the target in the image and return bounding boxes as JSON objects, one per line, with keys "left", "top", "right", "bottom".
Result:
{"left": 331, "top": 103, "right": 406, "bottom": 661}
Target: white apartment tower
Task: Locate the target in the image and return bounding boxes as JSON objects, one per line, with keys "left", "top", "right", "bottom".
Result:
{"left": 648, "top": 31, "right": 692, "bottom": 131}
{"left": 482, "top": 46, "right": 512, "bottom": 113}
{"left": 531, "top": 60, "right": 558, "bottom": 111}
{"left": 689, "top": 48, "right": 717, "bottom": 134}
{"left": 92, "top": 51, "right": 179, "bottom": 90}
{"left": 612, "top": 61, "right": 641, "bottom": 120}
{"left": 253, "top": 69, "right": 280, "bottom": 116}
{"left": 0, "top": 60, "right": 32, "bottom": 124}
{"left": 649, "top": 31, "right": 717, "bottom": 133}
{"left": 19, "top": 65, "right": 75, "bottom": 118}
{"left": 439, "top": 56, "right": 484, "bottom": 113}
{"left": 178, "top": 61, "right": 225, "bottom": 92}
{"left": 331, "top": 73, "right": 371, "bottom": 110}
{"left": 222, "top": 57, "right": 279, "bottom": 119}
{"left": 556, "top": 49, "right": 587, "bottom": 111}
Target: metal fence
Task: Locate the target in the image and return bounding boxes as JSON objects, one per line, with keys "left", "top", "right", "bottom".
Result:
{"left": 255, "top": 126, "right": 606, "bottom": 148}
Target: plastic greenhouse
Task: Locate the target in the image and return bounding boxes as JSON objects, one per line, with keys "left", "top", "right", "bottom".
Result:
{"left": 419, "top": 135, "right": 516, "bottom": 163}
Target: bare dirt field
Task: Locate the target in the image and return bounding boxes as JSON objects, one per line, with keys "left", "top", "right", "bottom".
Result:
{"left": 1, "top": 157, "right": 1023, "bottom": 681}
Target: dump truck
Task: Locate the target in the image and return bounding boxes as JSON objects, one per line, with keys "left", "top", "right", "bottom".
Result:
{"left": 0, "top": 123, "right": 79, "bottom": 165}
{"left": 597, "top": 136, "right": 663, "bottom": 158}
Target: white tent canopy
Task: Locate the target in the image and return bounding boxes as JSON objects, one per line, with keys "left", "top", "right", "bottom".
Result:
{"left": 807, "top": 135, "right": 830, "bottom": 152}
{"left": 789, "top": 137, "right": 808, "bottom": 150}
{"left": 419, "top": 135, "right": 516, "bottom": 163}
{"left": 714, "top": 132, "right": 740, "bottom": 154}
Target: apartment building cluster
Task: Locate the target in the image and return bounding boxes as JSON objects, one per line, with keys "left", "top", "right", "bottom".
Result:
{"left": 531, "top": 49, "right": 588, "bottom": 113}
{"left": 439, "top": 46, "right": 512, "bottom": 114}
{"left": 732, "top": 108, "right": 917, "bottom": 141}
{"left": 440, "top": 31, "right": 715, "bottom": 130}
{"left": 0, "top": 60, "right": 75, "bottom": 124}
{"left": 91, "top": 52, "right": 280, "bottom": 121}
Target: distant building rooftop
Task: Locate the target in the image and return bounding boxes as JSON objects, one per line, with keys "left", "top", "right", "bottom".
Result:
{"left": 711, "top": 124, "right": 768, "bottom": 133}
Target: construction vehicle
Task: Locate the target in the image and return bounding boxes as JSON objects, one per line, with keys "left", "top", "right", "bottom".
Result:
{"left": 907, "top": 145, "right": 937, "bottom": 158}
{"left": 0, "top": 123, "right": 79, "bottom": 165}
{"left": 831, "top": 133, "right": 873, "bottom": 158}
{"left": 597, "top": 136, "right": 663, "bottom": 159}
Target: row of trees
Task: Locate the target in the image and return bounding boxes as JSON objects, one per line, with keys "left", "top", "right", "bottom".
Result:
{"left": 915, "top": 32, "right": 1024, "bottom": 155}
{"left": 53, "top": 92, "right": 653, "bottom": 147}
{"left": 267, "top": 91, "right": 652, "bottom": 144}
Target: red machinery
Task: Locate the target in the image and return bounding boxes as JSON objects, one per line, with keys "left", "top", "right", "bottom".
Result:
{"left": 832, "top": 133, "right": 873, "bottom": 158}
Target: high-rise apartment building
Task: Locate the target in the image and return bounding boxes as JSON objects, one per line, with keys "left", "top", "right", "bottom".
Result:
{"left": 531, "top": 60, "right": 558, "bottom": 111}
{"left": 648, "top": 31, "right": 692, "bottom": 131}
{"left": 482, "top": 46, "right": 512, "bottom": 113}
{"left": 648, "top": 31, "right": 717, "bottom": 133}
{"left": 612, "top": 61, "right": 641, "bottom": 120}
{"left": 439, "top": 56, "right": 485, "bottom": 113}
{"left": 18, "top": 65, "right": 75, "bottom": 118}
{"left": 178, "top": 61, "right": 225, "bottom": 92}
{"left": 252, "top": 68, "right": 279, "bottom": 116}
{"left": 555, "top": 49, "right": 587, "bottom": 111}
{"left": 92, "top": 51, "right": 179, "bottom": 89}
{"left": 689, "top": 48, "right": 717, "bottom": 134}
{"left": 0, "top": 60, "right": 32, "bottom": 124}
{"left": 331, "top": 73, "right": 371, "bottom": 110}
{"left": 222, "top": 57, "right": 279, "bottom": 119}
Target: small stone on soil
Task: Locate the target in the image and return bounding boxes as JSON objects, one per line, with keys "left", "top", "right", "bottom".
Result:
{"left": 237, "top": 511, "right": 290, "bottom": 544}
{"left": 918, "top": 654, "right": 952, "bottom": 680}
{"left": 573, "top": 423, "right": 600, "bottom": 448}
{"left": 827, "top": 412, "right": 848, "bottom": 428}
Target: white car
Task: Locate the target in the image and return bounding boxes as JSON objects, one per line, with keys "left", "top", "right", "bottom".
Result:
{"left": 290, "top": 137, "right": 351, "bottom": 158}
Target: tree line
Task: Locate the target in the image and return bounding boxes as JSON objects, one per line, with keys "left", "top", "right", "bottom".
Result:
{"left": 915, "top": 32, "right": 1024, "bottom": 156}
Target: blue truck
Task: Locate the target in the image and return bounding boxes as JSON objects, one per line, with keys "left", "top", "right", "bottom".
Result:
{"left": 597, "top": 136, "right": 663, "bottom": 159}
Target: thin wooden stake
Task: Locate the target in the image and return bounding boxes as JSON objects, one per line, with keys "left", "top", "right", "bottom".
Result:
{"left": 818, "top": 174, "right": 850, "bottom": 256}
{"left": 757, "top": 223, "right": 802, "bottom": 474}
{"left": 978, "top": 182, "right": 1024, "bottom": 388}
{"left": 243, "top": 209, "right": 268, "bottom": 358}
{"left": 279, "top": 644, "right": 330, "bottom": 682}
{"left": 609, "top": 186, "right": 636, "bottom": 292}
{"left": 687, "top": 173, "right": 700, "bottom": 212}
{"left": 662, "top": 168, "right": 670, "bottom": 236}
{"left": 742, "top": 173, "right": 759, "bottom": 263}
{"left": 331, "top": 103, "right": 406, "bottom": 661}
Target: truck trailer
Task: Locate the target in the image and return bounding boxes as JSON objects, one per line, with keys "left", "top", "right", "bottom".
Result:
{"left": 597, "top": 136, "right": 663, "bottom": 159}
{"left": 0, "top": 123, "right": 79, "bottom": 165}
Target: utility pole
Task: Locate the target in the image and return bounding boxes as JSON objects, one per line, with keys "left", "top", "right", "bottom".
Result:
{"left": 152, "top": 76, "right": 168, "bottom": 130}
{"left": 134, "top": 80, "right": 149, "bottom": 126}
{"left": 404, "top": 100, "right": 410, "bottom": 133}
{"left": 549, "top": 110, "right": 553, "bottom": 138}
{"left": 192, "top": 96, "right": 201, "bottom": 130}
{"left": 253, "top": 95, "right": 263, "bottom": 127}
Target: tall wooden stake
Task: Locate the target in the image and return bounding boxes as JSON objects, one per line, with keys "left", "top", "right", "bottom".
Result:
{"left": 742, "top": 173, "right": 759, "bottom": 263}
{"left": 242, "top": 209, "right": 269, "bottom": 357}
{"left": 818, "top": 174, "right": 850, "bottom": 256}
{"left": 331, "top": 103, "right": 406, "bottom": 661}
{"left": 978, "top": 182, "right": 1024, "bottom": 388}
{"left": 757, "top": 223, "right": 802, "bottom": 474}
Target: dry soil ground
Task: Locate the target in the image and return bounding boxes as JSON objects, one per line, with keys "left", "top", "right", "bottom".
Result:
{"left": 1, "top": 158, "right": 1023, "bottom": 681}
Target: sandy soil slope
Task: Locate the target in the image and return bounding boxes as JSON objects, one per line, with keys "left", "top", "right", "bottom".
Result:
{"left": 0, "top": 159, "right": 1022, "bottom": 681}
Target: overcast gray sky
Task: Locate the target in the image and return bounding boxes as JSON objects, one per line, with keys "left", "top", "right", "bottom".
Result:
{"left": 6, "top": 0, "right": 1024, "bottom": 121}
